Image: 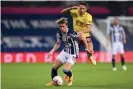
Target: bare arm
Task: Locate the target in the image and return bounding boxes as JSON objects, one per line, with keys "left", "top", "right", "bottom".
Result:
{"left": 47, "top": 41, "right": 60, "bottom": 59}
{"left": 107, "top": 34, "right": 110, "bottom": 41}
{"left": 50, "top": 42, "right": 60, "bottom": 53}
{"left": 61, "top": 7, "right": 72, "bottom": 14}
{"left": 122, "top": 29, "right": 126, "bottom": 44}
{"left": 61, "top": 6, "right": 79, "bottom": 14}
{"left": 106, "top": 34, "right": 111, "bottom": 46}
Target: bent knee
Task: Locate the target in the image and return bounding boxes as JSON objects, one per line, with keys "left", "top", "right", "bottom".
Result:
{"left": 52, "top": 66, "right": 58, "bottom": 70}
{"left": 63, "top": 69, "right": 69, "bottom": 73}
{"left": 52, "top": 64, "right": 60, "bottom": 70}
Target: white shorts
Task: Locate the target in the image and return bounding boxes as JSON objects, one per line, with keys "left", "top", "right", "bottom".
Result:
{"left": 56, "top": 51, "right": 77, "bottom": 65}
{"left": 112, "top": 42, "right": 124, "bottom": 55}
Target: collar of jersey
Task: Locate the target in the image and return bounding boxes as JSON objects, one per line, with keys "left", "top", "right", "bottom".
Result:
{"left": 113, "top": 24, "right": 120, "bottom": 27}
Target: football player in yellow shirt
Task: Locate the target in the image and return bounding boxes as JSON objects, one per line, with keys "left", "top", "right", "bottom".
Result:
{"left": 61, "top": 2, "right": 96, "bottom": 66}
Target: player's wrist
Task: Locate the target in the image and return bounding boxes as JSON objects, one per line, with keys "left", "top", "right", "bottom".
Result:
{"left": 50, "top": 50, "right": 54, "bottom": 54}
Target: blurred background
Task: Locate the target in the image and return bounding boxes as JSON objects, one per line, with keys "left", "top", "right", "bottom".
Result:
{"left": 1, "top": 1, "right": 133, "bottom": 63}
{"left": 1, "top": 1, "right": 133, "bottom": 89}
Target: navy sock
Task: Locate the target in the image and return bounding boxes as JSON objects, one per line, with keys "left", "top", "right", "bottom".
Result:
{"left": 112, "top": 55, "right": 116, "bottom": 68}
{"left": 51, "top": 68, "right": 57, "bottom": 80}
{"left": 121, "top": 55, "right": 125, "bottom": 66}
{"left": 63, "top": 69, "right": 72, "bottom": 78}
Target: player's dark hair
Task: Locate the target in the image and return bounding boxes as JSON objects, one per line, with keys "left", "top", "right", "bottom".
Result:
{"left": 56, "top": 18, "right": 68, "bottom": 25}
{"left": 79, "top": 2, "right": 89, "bottom": 10}
{"left": 114, "top": 17, "right": 119, "bottom": 20}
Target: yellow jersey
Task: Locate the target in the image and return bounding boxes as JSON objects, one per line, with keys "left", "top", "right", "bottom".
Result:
{"left": 70, "top": 9, "right": 92, "bottom": 37}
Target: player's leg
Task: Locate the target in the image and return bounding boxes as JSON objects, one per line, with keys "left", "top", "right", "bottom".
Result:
{"left": 119, "top": 43, "right": 127, "bottom": 70}
{"left": 63, "top": 55, "right": 76, "bottom": 86}
{"left": 46, "top": 59, "right": 63, "bottom": 86}
{"left": 46, "top": 51, "right": 65, "bottom": 86}
{"left": 63, "top": 63, "right": 73, "bottom": 86}
{"left": 78, "top": 36, "right": 95, "bottom": 65}
{"left": 86, "top": 37, "right": 96, "bottom": 65}
{"left": 51, "top": 60, "right": 63, "bottom": 80}
{"left": 112, "top": 55, "right": 117, "bottom": 71}
{"left": 112, "top": 43, "right": 117, "bottom": 71}
{"left": 80, "top": 35, "right": 89, "bottom": 51}
{"left": 120, "top": 54, "right": 127, "bottom": 71}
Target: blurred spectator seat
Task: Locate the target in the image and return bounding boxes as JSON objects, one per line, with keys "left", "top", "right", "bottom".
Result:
{"left": 128, "top": 7, "right": 133, "bottom": 16}
{"left": 90, "top": 6, "right": 111, "bottom": 15}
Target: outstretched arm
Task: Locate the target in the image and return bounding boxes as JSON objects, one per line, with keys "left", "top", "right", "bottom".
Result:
{"left": 61, "top": 6, "right": 79, "bottom": 14}
{"left": 47, "top": 41, "right": 61, "bottom": 59}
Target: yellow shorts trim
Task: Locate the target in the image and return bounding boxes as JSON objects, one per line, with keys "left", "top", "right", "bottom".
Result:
{"left": 83, "top": 33, "right": 91, "bottom": 38}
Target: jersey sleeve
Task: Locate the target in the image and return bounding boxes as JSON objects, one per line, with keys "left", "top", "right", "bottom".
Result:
{"left": 85, "top": 14, "right": 92, "bottom": 25}
{"left": 69, "top": 31, "right": 79, "bottom": 40}
{"left": 70, "top": 9, "right": 77, "bottom": 16}
{"left": 56, "top": 32, "right": 61, "bottom": 42}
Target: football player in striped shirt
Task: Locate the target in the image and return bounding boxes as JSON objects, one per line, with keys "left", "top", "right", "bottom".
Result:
{"left": 46, "top": 18, "right": 81, "bottom": 86}
{"left": 107, "top": 17, "right": 127, "bottom": 71}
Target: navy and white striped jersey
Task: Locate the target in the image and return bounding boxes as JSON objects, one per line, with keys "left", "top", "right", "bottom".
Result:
{"left": 109, "top": 25, "right": 125, "bottom": 43}
{"left": 56, "top": 29, "right": 79, "bottom": 57}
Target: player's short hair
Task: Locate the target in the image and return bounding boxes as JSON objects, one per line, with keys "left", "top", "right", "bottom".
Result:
{"left": 79, "top": 2, "right": 89, "bottom": 10}
{"left": 114, "top": 17, "right": 119, "bottom": 20}
{"left": 56, "top": 18, "right": 68, "bottom": 25}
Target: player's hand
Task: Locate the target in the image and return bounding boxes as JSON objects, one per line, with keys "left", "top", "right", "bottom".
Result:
{"left": 123, "top": 39, "right": 126, "bottom": 44}
{"left": 77, "top": 31, "right": 84, "bottom": 39}
{"left": 71, "top": 6, "right": 79, "bottom": 9}
{"left": 47, "top": 51, "right": 53, "bottom": 59}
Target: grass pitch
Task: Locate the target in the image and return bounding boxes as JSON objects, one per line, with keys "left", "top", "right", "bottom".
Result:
{"left": 1, "top": 63, "right": 133, "bottom": 89}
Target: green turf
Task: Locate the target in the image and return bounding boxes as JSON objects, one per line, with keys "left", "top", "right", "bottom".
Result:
{"left": 1, "top": 63, "right": 133, "bottom": 89}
